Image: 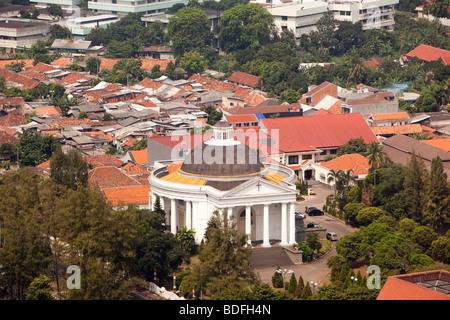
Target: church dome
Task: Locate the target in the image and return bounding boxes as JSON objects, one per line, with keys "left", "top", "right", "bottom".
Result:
{"left": 179, "top": 120, "right": 266, "bottom": 179}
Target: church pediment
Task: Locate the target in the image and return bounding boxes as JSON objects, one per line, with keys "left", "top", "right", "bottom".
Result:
{"left": 223, "top": 177, "right": 295, "bottom": 198}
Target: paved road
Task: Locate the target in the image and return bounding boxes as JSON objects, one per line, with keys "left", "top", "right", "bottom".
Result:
{"left": 253, "top": 183, "right": 358, "bottom": 287}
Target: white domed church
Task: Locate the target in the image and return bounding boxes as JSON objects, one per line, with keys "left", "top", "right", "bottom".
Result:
{"left": 149, "top": 120, "right": 298, "bottom": 247}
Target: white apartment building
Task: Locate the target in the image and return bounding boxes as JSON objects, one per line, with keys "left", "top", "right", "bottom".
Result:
{"left": 87, "top": 0, "right": 189, "bottom": 16}
{"left": 258, "top": 0, "right": 399, "bottom": 40}
{"left": 0, "top": 19, "right": 51, "bottom": 51}
{"left": 30, "top": 0, "right": 82, "bottom": 10}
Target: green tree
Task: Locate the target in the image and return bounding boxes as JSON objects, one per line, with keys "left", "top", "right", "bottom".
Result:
{"left": 49, "top": 148, "right": 89, "bottom": 190}
{"left": 423, "top": 156, "right": 450, "bottom": 234}
{"left": 430, "top": 236, "right": 450, "bottom": 264}
{"left": 301, "top": 281, "right": 313, "bottom": 299}
{"left": 18, "top": 129, "right": 59, "bottom": 167}
{"left": 179, "top": 211, "right": 258, "bottom": 297}
{"left": 366, "top": 141, "right": 389, "bottom": 186}
{"left": 47, "top": 4, "right": 64, "bottom": 19}
{"left": 176, "top": 226, "right": 196, "bottom": 261}
{"left": 287, "top": 273, "right": 297, "bottom": 295}
{"left": 404, "top": 151, "right": 427, "bottom": 222}
{"left": 25, "top": 275, "right": 54, "bottom": 300}
{"left": 337, "top": 137, "right": 368, "bottom": 156}
{"left": 0, "top": 169, "right": 52, "bottom": 300}
{"left": 167, "top": 7, "right": 213, "bottom": 58}
{"left": 180, "top": 50, "right": 208, "bottom": 76}
{"left": 218, "top": 4, "right": 276, "bottom": 53}
{"left": 424, "top": 0, "right": 450, "bottom": 18}
{"left": 356, "top": 207, "right": 385, "bottom": 226}
{"left": 86, "top": 57, "right": 101, "bottom": 75}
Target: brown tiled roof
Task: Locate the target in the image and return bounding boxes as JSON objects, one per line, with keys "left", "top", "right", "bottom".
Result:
{"left": 377, "top": 270, "right": 450, "bottom": 300}
{"left": 0, "top": 69, "right": 40, "bottom": 90}
{"left": 0, "top": 129, "right": 19, "bottom": 146}
{"left": 57, "top": 72, "right": 90, "bottom": 86}
{"left": 138, "top": 77, "right": 164, "bottom": 90}
{"left": 121, "top": 162, "right": 148, "bottom": 175}
{"left": 51, "top": 57, "right": 73, "bottom": 67}
{"left": 102, "top": 185, "right": 151, "bottom": 206}
{"left": 100, "top": 58, "right": 175, "bottom": 72}
{"left": 227, "top": 71, "right": 259, "bottom": 88}
{"left": 88, "top": 166, "right": 141, "bottom": 188}
{"left": 85, "top": 154, "right": 123, "bottom": 167}
{"left": 0, "top": 112, "right": 27, "bottom": 127}
{"left": 371, "top": 124, "right": 423, "bottom": 136}
{"left": 26, "top": 62, "right": 55, "bottom": 73}
{"left": 0, "top": 97, "right": 25, "bottom": 107}
{"left": 130, "top": 148, "right": 148, "bottom": 165}
{"left": 0, "top": 59, "right": 34, "bottom": 70}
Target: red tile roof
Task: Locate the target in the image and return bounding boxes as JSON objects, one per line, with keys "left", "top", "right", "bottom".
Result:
{"left": 262, "top": 113, "right": 377, "bottom": 152}
{"left": 100, "top": 58, "right": 175, "bottom": 72}
{"left": 34, "top": 107, "right": 62, "bottom": 116}
{"left": 406, "top": 44, "right": 450, "bottom": 63}
{"left": 0, "top": 129, "right": 19, "bottom": 146}
{"left": 0, "top": 69, "right": 40, "bottom": 90}
{"left": 227, "top": 71, "right": 259, "bottom": 88}
{"left": 121, "top": 162, "right": 148, "bottom": 175}
{"left": 57, "top": 72, "right": 90, "bottom": 86}
{"left": 51, "top": 57, "right": 73, "bottom": 67}
{"left": 0, "top": 59, "right": 34, "bottom": 70}
{"left": 88, "top": 166, "right": 141, "bottom": 188}
{"left": 85, "top": 154, "right": 123, "bottom": 167}
{"left": 377, "top": 270, "right": 450, "bottom": 300}
{"left": 370, "top": 112, "right": 410, "bottom": 121}
{"left": 102, "top": 185, "right": 151, "bottom": 206}
{"left": 0, "top": 112, "right": 27, "bottom": 127}
{"left": 225, "top": 114, "right": 258, "bottom": 123}
{"left": 371, "top": 123, "right": 423, "bottom": 136}
{"left": 26, "top": 62, "right": 55, "bottom": 73}
{"left": 321, "top": 153, "right": 370, "bottom": 176}
{"left": 130, "top": 148, "right": 148, "bottom": 165}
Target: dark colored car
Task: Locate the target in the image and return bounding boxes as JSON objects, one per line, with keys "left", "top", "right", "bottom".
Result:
{"left": 307, "top": 222, "right": 319, "bottom": 228}
{"left": 306, "top": 207, "right": 324, "bottom": 216}
{"left": 327, "top": 232, "right": 338, "bottom": 241}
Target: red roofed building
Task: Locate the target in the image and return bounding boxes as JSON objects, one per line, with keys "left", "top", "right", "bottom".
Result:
{"left": 227, "top": 71, "right": 259, "bottom": 88}
{"left": 377, "top": 270, "right": 450, "bottom": 300}
{"left": 225, "top": 114, "right": 259, "bottom": 128}
{"left": 305, "top": 153, "right": 371, "bottom": 185}
{"left": 261, "top": 113, "right": 377, "bottom": 179}
{"left": 406, "top": 44, "right": 450, "bottom": 65}
{"left": 298, "top": 81, "right": 338, "bottom": 107}
{"left": 0, "top": 69, "right": 40, "bottom": 90}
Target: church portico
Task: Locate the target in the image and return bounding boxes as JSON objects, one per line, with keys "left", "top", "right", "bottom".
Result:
{"left": 149, "top": 120, "right": 298, "bottom": 247}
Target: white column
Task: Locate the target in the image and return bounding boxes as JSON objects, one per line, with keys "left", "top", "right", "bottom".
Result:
{"left": 281, "top": 202, "right": 288, "bottom": 246}
{"left": 192, "top": 201, "right": 198, "bottom": 240}
{"left": 262, "top": 204, "right": 271, "bottom": 248}
{"left": 171, "top": 198, "right": 177, "bottom": 235}
{"left": 227, "top": 207, "right": 233, "bottom": 228}
{"left": 185, "top": 201, "right": 192, "bottom": 230}
{"left": 245, "top": 205, "right": 252, "bottom": 245}
{"left": 289, "top": 202, "right": 296, "bottom": 245}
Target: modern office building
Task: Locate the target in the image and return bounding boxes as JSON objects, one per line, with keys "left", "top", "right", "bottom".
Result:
{"left": 30, "top": 0, "right": 82, "bottom": 10}
{"left": 0, "top": 18, "right": 51, "bottom": 51}
{"left": 256, "top": 0, "right": 399, "bottom": 40}
{"left": 88, "top": 0, "right": 189, "bottom": 16}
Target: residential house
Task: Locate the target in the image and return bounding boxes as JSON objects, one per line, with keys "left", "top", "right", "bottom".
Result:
{"left": 371, "top": 123, "right": 424, "bottom": 138}
{"left": 0, "top": 127, "right": 19, "bottom": 161}
{"left": 406, "top": 44, "right": 450, "bottom": 65}
{"left": 226, "top": 71, "right": 260, "bottom": 89}
{"left": 225, "top": 114, "right": 259, "bottom": 128}
{"left": 299, "top": 81, "right": 338, "bottom": 107}
{"left": 381, "top": 134, "right": 450, "bottom": 179}
{"left": 260, "top": 113, "right": 378, "bottom": 179}
{"left": 377, "top": 269, "right": 450, "bottom": 300}
{"left": 339, "top": 91, "right": 398, "bottom": 116}
{"left": 305, "top": 153, "right": 371, "bottom": 186}
{"left": 366, "top": 112, "right": 410, "bottom": 127}
{"left": 0, "top": 97, "right": 26, "bottom": 114}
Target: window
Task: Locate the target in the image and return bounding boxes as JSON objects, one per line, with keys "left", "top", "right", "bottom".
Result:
{"left": 282, "top": 16, "right": 288, "bottom": 21}
{"left": 302, "top": 154, "right": 312, "bottom": 160}
{"left": 330, "top": 149, "right": 337, "bottom": 155}
{"left": 288, "top": 155, "right": 299, "bottom": 165}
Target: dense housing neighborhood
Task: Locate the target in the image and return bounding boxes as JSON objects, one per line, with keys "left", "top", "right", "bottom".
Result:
{"left": 0, "top": 0, "right": 449, "bottom": 304}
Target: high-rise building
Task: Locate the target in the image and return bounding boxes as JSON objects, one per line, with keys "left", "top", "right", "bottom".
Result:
{"left": 251, "top": 0, "right": 399, "bottom": 40}
{"left": 87, "top": 0, "right": 189, "bottom": 16}
{"left": 30, "top": 0, "right": 82, "bottom": 10}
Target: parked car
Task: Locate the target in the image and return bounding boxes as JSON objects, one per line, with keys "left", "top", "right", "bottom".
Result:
{"left": 295, "top": 211, "right": 306, "bottom": 219}
{"left": 327, "top": 232, "right": 338, "bottom": 241}
{"left": 308, "top": 188, "right": 316, "bottom": 195}
{"left": 306, "top": 207, "right": 324, "bottom": 216}
{"left": 307, "top": 222, "right": 319, "bottom": 228}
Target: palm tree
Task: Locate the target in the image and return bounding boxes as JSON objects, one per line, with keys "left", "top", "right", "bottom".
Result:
{"left": 327, "top": 169, "right": 342, "bottom": 199}
{"left": 366, "top": 141, "right": 389, "bottom": 186}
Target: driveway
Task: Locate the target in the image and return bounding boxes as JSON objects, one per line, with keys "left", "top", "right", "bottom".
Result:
{"left": 252, "top": 183, "right": 358, "bottom": 287}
